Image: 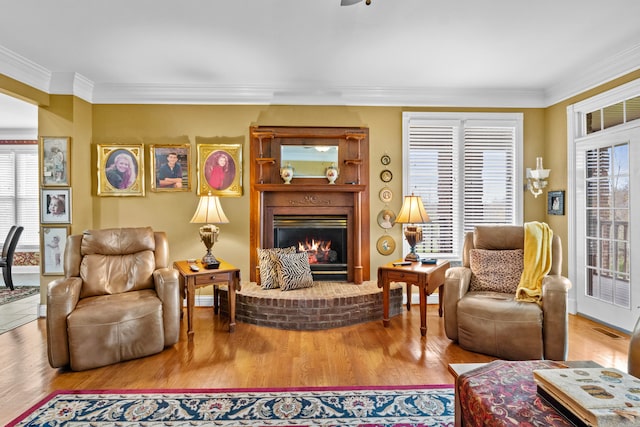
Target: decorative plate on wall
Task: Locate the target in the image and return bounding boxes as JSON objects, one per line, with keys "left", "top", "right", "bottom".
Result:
{"left": 381, "top": 154, "right": 391, "bottom": 166}
{"left": 380, "top": 169, "right": 393, "bottom": 183}
{"left": 376, "top": 235, "right": 396, "bottom": 256}
{"left": 379, "top": 187, "right": 393, "bottom": 203}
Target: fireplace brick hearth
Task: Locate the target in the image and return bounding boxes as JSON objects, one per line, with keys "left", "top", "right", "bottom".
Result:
{"left": 218, "top": 281, "right": 402, "bottom": 330}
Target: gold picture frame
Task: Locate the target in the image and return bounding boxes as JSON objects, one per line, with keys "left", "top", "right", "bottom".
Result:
{"left": 150, "top": 144, "right": 191, "bottom": 192}
{"left": 196, "top": 143, "right": 242, "bottom": 196}
{"left": 97, "top": 144, "right": 145, "bottom": 196}
{"left": 41, "top": 225, "right": 69, "bottom": 275}
{"left": 40, "top": 136, "right": 71, "bottom": 187}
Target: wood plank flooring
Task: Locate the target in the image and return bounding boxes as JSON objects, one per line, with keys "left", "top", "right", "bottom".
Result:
{"left": 0, "top": 304, "right": 630, "bottom": 425}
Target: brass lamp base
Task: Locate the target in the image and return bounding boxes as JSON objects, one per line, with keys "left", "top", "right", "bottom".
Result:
{"left": 403, "top": 225, "right": 423, "bottom": 262}
{"left": 199, "top": 224, "right": 220, "bottom": 269}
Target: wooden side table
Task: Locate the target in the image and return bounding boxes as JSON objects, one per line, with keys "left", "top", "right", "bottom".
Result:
{"left": 174, "top": 259, "right": 241, "bottom": 338}
{"left": 377, "top": 260, "right": 449, "bottom": 337}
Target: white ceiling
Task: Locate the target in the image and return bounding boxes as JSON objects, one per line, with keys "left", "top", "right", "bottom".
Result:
{"left": 1, "top": 0, "right": 640, "bottom": 116}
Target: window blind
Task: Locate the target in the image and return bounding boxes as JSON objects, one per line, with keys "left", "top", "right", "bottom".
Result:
{"left": 0, "top": 144, "right": 39, "bottom": 250}
{"left": 403, "top": 113, "right": 522, "bottom": 259}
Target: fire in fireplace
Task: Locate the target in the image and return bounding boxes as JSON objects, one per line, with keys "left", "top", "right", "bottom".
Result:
{"left": 273, "top": 215, "right": 347, "bottom": 281}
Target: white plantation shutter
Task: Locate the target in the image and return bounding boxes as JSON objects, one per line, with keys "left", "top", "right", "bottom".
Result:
{"left": 463, "top": 124, "right": 516, "bottom": 231}
{"left": 406, "top": 121, "right": 458, "bottom": 256}
{"left": 403, "top": 113, "right": 522, "bottom": 259}
{"left": 0, "top": 144, "right": 39, "bottom": 249}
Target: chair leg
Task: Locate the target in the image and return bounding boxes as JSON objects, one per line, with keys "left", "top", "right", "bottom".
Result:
{"left": 2, "top": 266, "right": 13, "bottom": 290}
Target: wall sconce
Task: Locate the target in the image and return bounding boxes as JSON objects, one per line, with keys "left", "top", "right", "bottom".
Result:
{"left": 526, "top": 157, "right": 551, "bottom": 198}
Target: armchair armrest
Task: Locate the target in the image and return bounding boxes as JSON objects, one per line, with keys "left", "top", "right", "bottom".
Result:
{"left": 153, "top": 267, "right": 181, "bottom": 346}
{"left": 444, "top": 267, "right": 472, "bottom": 341}
{"left": 46, "top": 277, "right": 82, "bottom": 368}
{"left": 542, "top": 274, "right": 572, "bottom": 360}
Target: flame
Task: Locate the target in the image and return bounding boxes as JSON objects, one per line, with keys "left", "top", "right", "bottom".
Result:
{"left": 298, "top": 239, "right": 332, "bottom": 264}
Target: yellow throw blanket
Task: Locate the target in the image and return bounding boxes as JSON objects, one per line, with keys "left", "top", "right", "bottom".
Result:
{"left": 515, "top": 221, "right": 553, "bottom": 304}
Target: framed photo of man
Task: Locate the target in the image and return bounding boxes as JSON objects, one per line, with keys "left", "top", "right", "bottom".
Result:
{"left": 196, "top": 143, "right": 242, "bottom": 196}
{"left": 40, "top": 136, "right": 71, "bottom": 187}
{"left": 41, "top": 188, "right": 72, "bottom": 224}
{"left": 41, "top": 226, "right": 69, "bottom": 275}
{"left": 150, "top": 144, "right": 191, "bottom": 192}
{"left": 97, "top": 144, "right": 145, "bottom": 196}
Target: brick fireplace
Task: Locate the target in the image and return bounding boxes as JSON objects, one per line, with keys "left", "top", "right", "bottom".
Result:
{"left": 249, "top": 126, "right": 370, "bottom": 284}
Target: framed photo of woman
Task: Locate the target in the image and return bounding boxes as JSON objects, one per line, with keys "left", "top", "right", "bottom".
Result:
{"left": 41, "top": 226, "right": 69, "bottom": 275}
{"left": 97, "top": 144, "right": 145, "bottom": 196}
{"left": 196, "top": 143, "right": 242, "bottom": 196}
{"left": 41, "top": 188, "right": 72, "bottom": 224}
{"left": 40, "top": 136, "right": 71, "bottom": 187}
{"left": 150, "top": 144, "right": 191, "bottom": 192}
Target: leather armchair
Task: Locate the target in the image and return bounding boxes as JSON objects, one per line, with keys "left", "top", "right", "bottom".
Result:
{"left": 47, "top": 227, "right": 181, "bottom": 371}
{"left": 444, "top": 225, "right": 571, "bottom": 361}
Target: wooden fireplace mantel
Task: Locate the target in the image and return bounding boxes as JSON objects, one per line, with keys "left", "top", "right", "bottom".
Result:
{"left": 249, "top": 126, "right": 370, "bottom": 284}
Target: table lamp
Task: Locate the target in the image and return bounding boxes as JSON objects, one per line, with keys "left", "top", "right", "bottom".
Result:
{"left": 190, "top": 192, "right": 229, "bottom": 269}
{"left": 395, "top": 193, "right": 430, "bottom": 262}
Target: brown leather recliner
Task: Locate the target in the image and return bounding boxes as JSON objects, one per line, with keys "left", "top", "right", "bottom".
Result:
{"left": 444, "top": 225, "right": 571, "bottom": 361}
{"left": 47, "top": 227, "right": 181, "bottom": 371}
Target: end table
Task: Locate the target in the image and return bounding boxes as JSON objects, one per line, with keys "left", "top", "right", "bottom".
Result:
{"left": 174, "top": 258, "right": 241, "bottom": 338}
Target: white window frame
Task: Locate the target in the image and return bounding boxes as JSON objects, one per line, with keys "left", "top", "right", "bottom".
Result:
{"left": 402, "top": 112, "right": 524, "bottom": 260}
{"left": 0, "top": 142, "right": 39, "bottom": 251}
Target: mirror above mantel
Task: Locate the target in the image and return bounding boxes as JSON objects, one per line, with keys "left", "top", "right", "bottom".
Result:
{"left": 281, "top": 145, "right": 338, "bottom": 178}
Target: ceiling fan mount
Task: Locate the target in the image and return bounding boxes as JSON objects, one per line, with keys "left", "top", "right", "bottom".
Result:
{"left": 341, "top": 0, "right": 371, "bottom": 6}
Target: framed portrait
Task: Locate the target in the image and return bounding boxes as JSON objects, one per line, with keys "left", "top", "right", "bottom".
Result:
{"left": 41, "top": 226, "right": 69, "bottom": 275}
{"left": 377, "top": 209, "right": 396, "bottom": 229}
{"left": 41, "top": 188, "right": 71, "bottom": 224}
{"left": 97, "top": 144, "right": 145, "bottom": 196}
{"left": 548, "top": 190, "right": 565, "bottom": 215}
{"left": 150, "top": 144, "right": 191, "bottom": 192}
{"left": 40, "top": 136, "right": 71, "bottom": 187}
{"left": 197, "top": 143, "right": 243, "bottom": 196}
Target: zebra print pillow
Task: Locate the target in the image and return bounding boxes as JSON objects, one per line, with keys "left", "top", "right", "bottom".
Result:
{"left": 258, "top": 246, "right": 296, "bottom": 289}
{"left": 271, "top": 251, "right": 314, "bottom": 291}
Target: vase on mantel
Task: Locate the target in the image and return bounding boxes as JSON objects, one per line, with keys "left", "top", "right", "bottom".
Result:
{"left": 280, "top": 163, "right": 294, "bottom": 184}
{"left": 325, "top": 163, "right": 339, "bottom": 184}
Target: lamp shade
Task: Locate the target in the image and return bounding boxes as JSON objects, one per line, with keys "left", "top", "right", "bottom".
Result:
{"left": 190, "top": 194, "right": 229, "bottom": 224}
{"left": 395, "top": 194, "right": 430, "bottom": 224}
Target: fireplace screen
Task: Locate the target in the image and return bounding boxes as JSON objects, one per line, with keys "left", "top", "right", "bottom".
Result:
{"left": 273, "top": 215, "right": 347, "bottom": 280}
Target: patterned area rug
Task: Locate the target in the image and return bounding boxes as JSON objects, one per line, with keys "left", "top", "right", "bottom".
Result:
{"left": 0, "top": 286, "right": 39, "bottom": 306}
{"left": 9, "top": 385, "right": 455, "bottom": 426}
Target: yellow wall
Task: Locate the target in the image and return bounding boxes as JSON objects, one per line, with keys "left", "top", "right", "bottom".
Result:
{"left": 87, "top": 104, "right": 545, "bottom": 282}
{"left": 2, "top": 69, "right": 639, "bottom": 303}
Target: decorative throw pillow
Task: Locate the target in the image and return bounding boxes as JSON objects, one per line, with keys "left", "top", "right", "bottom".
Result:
{"left": 469, "top": 249, "right": 524, "bottom": 294}
{"left": 257, "top": 246, "right": 296, "bottom": 289}
{"left": 271, "top": 251, "right": 314, "bottom": 291}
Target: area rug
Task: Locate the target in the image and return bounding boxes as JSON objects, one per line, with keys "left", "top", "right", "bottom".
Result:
{"left": 8, "top": 385, "right": 455, "bottom": 426}
{"left": 0, "top": 286, "right": 39, "bottom": 306}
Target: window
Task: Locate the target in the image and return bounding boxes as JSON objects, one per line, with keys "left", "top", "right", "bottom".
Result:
{"left": 0, "top": 141, "right": 39, "bottom": 250}
{"left": 402, "top": 112, "right": 523, "bottom": 259}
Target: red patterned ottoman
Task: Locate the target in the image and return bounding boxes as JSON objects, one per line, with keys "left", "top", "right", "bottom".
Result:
{"left": 457, "top": 360, "right": 573, "bottom": 426}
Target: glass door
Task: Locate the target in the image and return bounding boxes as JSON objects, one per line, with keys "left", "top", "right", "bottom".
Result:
{"left": 575, "top": 128, "right": 639, "bottom": 331}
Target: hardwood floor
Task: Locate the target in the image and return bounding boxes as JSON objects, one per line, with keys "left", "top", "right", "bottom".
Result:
{"left": 0, "top": 304, "right": 631, "bottom": 425}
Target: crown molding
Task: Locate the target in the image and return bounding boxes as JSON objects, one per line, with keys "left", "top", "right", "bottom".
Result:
{"left": 0, "top": 45, "right": 51, "bottom": 93}
{"left": 1, "top": 42, "right": 639, "bottom": 108}
{"left": 89, "top": 83, "right": 547, "bottom": 107}
{"left": 545, "top": 42, "right": 640, "bottom": 106}
{"left": 49, "top": 72, "right": 94, "bottom": 103}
